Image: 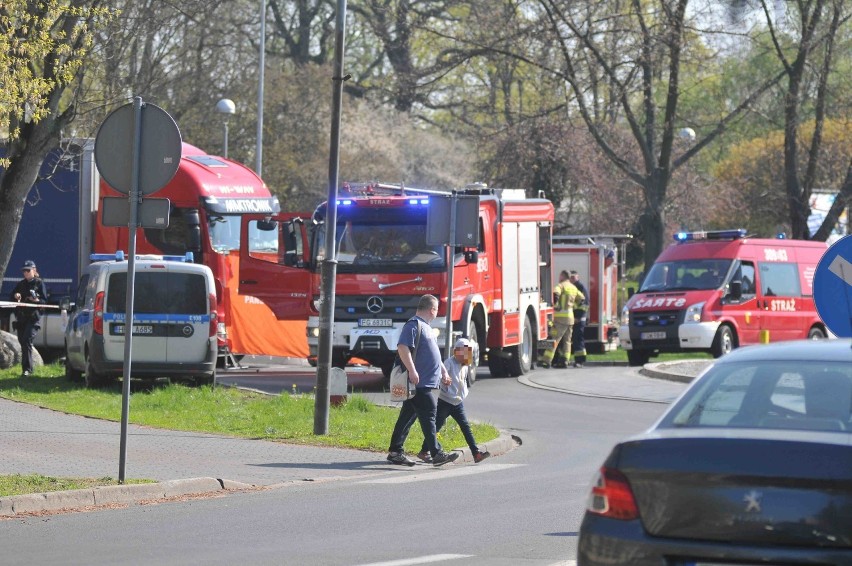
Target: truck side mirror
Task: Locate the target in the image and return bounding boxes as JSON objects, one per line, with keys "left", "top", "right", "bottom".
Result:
{"left": 257, "top": 219, "right": 278, "bottom": 231}
{"left": 729, "top": 280, "right": 742, "bottom": 300}
{"left": 186, "top": 209, "right": 202, "bottom": 253}
{"left": 464, "top": 250, "right": 478, "bottom": 264}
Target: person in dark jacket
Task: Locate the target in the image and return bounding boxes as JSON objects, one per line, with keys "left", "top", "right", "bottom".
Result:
{"left": 10, "top": 260, "right": 47, "bottom": 377}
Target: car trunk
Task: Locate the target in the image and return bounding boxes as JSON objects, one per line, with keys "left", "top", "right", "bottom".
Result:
{"left": 615, "top": 436, "right": 852, "bottom": 548}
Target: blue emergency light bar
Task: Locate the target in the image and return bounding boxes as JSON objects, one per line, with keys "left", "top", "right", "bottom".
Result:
{"left": 408, "top": 198, "right": 429, "bottom": 205}
{"left": 90, "top": 251, "right": 194, "bottom": 263}
{"left": 673, "top": 229, "right": 747, "bottom": 242}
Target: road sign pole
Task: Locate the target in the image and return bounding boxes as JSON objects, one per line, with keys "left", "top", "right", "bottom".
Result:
{"left": 444, "top": 191, "right": 458, "bottom": 359}
{"left": 118, "top": 97, "right": 144, "bottom": 483}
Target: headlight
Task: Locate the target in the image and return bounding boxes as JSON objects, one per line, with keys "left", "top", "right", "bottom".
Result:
{"left": 306, "top": 326, "right": 320, "bottom": 338}
{"left": 684, "top": 302, "right": 705, "bottom": 323}
{"left": 620, "top": 306, "right": 630, "bottom": 326}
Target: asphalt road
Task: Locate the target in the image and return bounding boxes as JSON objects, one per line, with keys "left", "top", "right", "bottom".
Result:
{"left": 0, "top": 362, "right": 682, "bottom": 565}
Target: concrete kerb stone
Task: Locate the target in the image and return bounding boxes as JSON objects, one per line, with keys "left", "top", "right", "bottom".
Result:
{"left": 1, "top": 477, "right": 253, "bottom": 516}
{"left": 451, "top": 432, "right": 519, "bottom": 464}
{"left": 640, "top": 360, "right": 712, "bottom": 384}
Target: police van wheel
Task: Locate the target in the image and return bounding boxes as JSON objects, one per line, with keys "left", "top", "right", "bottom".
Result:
{"left": 64, "top": 354, "right": 83, "bottom": 382}
{"left": 711, "top": 325, "right": 735, "bottom": 358}
{"left": 84, "top": 354, "right": 107, "bottom": 388}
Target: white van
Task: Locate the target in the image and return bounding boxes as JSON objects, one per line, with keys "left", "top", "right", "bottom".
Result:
{"left": 64, "top": 253, "right": 217, "bottom": 387}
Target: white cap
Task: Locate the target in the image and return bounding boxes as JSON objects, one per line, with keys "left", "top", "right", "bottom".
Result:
{"left": 454, "top": 337, "right": 472, "bottom": 348}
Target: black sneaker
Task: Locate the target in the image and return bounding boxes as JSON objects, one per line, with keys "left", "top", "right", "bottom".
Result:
{"left": 416, "top": 450, "right": 433, "bottom": 463}
{"left": 551, "top": 362, "right": 567, "bottom": 369}
{"left": 431, "top": 451, "right": 459, "bottom": 467}
{"left": 387, "top": 451, "right": 416, "bottom": 467}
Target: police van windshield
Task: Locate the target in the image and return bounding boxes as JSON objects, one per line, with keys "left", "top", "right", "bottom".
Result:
{"left": 640, "top": 259, "right": 733, "bottom": 292}
{"left": 315, "top": 219, "right": 446, "bottom": 273}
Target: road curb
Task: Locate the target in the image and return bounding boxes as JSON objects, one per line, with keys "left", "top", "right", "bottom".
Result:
{"left": 0, "top": 477, "right": 255, "bottom": 517}
{"left": 451, "top": 432, "right": 520, "bottom": 463}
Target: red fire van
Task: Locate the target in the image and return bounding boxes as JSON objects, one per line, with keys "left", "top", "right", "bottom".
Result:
{"left": 619, "top": 229, "right": 829, "bottom": 366}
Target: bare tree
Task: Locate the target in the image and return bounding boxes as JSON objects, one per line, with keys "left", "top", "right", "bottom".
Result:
{"left": 756, "top": 0, "right": 851, "bottom": 240}
{"left": 528, "top": 0, "right": 785, "bottom": 270}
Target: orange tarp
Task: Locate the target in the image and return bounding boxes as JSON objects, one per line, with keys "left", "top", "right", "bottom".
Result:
{"left": 223, "top": 254, "right": 308, "bottom": 358}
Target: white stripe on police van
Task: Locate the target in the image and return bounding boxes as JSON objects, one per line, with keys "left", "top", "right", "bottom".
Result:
{"left": 360, "top": 463, "right": 522, "bottom": 484}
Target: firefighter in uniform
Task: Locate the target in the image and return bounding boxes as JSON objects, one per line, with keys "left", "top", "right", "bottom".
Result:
{"left": 539, "top": 270, "right": 584, "bottom": 368}
{"left": 569, "top": 270, "right": 589, "bottom": 368}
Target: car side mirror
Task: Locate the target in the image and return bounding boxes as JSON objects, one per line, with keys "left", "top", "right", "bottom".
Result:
{"left": 729, "top": 280, "right": 742, "bottom": 300}
{"left": 627, "top": 286, "right": 635, "bottom": 298}
{"left": 59, "top": 297, "right": 72, "bottom": 311}
{"left": 464, "top": 250, "right": 478, "bottom": 264}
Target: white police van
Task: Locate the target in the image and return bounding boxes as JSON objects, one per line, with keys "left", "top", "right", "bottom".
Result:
{"left": 64, "top": 252, "right": 218, "bottom": 387}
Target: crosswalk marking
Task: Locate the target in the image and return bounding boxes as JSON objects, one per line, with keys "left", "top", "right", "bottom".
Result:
{"left": 352, "top": 555, "right": 471, "bottom": 566}
{"left": 360, "top": 463, "right": 523, "bottom": 484}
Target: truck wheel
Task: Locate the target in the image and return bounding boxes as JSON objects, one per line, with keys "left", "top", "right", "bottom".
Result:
{"left": 487, "top": 354, "right": 507, "bottom": 378}
{"left": 627, "top": 350, "right": 651, "bottom": 367}
{"left": 711, "top": 325, "right": 735, "bottom": 358}
{"left": 331, "top": 352, "right": 349, "bottom": 369}
{"left": 466, "top": 319, "right": 482, "bottom": 384}
{"left": 808, "top": 326, "right": 826, "bottom": 339}
{"left": 508, "top": 316, "right": 533, "bottom": 377}
{"left": 64, "top": 352, "right": 83, "bottom": 382}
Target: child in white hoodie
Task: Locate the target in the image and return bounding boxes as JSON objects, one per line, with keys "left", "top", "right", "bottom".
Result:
{"left": 417, "top": 338, "right": 491, "bottom": 464}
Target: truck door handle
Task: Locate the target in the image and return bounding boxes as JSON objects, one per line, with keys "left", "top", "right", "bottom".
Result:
{"left": 240, "top": 280, "right": 258, "bottom": 285}
{"left": 464, "top": 278, "right": 470, "bottom": 284}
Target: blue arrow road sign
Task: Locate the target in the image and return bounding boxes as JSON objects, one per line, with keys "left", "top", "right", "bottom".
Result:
{"left": 813, "top": 234, "right": 852, "bottom": 337}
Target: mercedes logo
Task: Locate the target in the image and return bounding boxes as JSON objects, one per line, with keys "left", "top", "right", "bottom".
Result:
{"left": 366, "top": 296, "right": 384, "bottom": 314}
{"left": 182, "top": 325, "right": 194, "bottom": 337}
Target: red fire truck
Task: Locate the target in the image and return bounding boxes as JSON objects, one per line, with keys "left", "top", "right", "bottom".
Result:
{"left": 95, "top": 142, "right": 308, "bottom": 361}
{"left": 552, "top": 234, "right": 632, "bottom": 353}
{"left": 238, "top": 184, "right": 556, "bottom": 380}
{"left": 619, "top": 229, "right": 829, "bottom": 366}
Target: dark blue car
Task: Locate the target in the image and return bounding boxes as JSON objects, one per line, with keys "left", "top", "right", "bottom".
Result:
{"left": 578, "top": 339, "right": 852, "bottom": 565}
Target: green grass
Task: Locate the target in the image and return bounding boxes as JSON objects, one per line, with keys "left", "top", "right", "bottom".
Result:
{"left": 0, "top": 474, "right": 152, "bottom": 497}
{"left": 0, "top": 364, "right": 499, "bottom": 455}
{"left": 589, "top": 349, "right": 712, "bottom": 363}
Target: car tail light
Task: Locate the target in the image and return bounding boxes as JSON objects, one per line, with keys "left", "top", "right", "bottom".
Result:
{"left": 208, "top": 293, "right": 218, "bottom": 338}
{"left": 93, "top": 291, "right": 105, "bottom": 335}
{"left": 587, "top": 467, "right": 639, "bottom": 520}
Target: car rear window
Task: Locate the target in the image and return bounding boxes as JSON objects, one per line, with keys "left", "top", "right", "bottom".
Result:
{"left": 664, "top": 361, "right": 852, "bottom": 432}
{"left": 105, "top": 272, "right": 207, "bottom": 315}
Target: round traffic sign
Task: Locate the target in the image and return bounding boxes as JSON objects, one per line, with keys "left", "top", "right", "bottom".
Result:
{"left": 94, "top": 102, "right": 182, "bottom": 195}
{"left": 813, "top": 234, "right": 852, "bottom": 337}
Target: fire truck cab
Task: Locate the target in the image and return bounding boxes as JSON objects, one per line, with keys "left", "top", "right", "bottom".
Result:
{"left": 619, "top": 229, "right": 829, "bottom": 366}
{"left": 238, "top": 184, "right": 555, "bottom": 381}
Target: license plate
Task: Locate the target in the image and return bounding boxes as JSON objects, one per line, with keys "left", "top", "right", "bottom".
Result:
{"left": 114, "top": 324, "right": 154, "bottom": 335}
{"left": 359, "top": 318, "right": 392, "bottom": 327}
{"left": 641, "top": 331, "right": 666, "bottom": 340}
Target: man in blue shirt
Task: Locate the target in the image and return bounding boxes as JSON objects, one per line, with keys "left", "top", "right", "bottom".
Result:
{"left": 387, "top": 294, "right": 460, "bottom": 467}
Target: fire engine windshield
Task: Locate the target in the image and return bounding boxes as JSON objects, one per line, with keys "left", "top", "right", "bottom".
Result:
{"left": 640, "top": 259, "right": 733, "bottom": 292}
{"left": 315, "top": 218, "right": 446, "bottom": 273}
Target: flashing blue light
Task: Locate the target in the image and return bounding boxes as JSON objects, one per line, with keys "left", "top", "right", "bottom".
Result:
{"left": 394, "top": 307, "right": 404, "bottom": 313}
{"left": 337, "top": 199, "right": 353, "bottom": 206}
{"left": 673, "top": 229, "right": 747, "bottom": 242}
{"left": 419, "top": 198, "right": 428, "bottom": 204}
{"left": 776, "top": 232, "right": 787, "bottom": 239}
{"left": 347, "top": 307, "right": 355, "bottom": 314}
{"left": 408, "top": 199, "right": 418, "bottom": 205}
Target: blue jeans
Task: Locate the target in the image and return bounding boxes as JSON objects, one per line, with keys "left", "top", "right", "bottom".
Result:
{"left": 420, "top": 398, "right": 480, "bottom": 455}
{"left": 388, "top": 388, "right": 439, "bottom": 456}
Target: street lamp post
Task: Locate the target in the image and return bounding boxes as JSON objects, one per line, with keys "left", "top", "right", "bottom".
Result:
{"left": 215, "top": 98, "right": 236, "bottom": 158}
